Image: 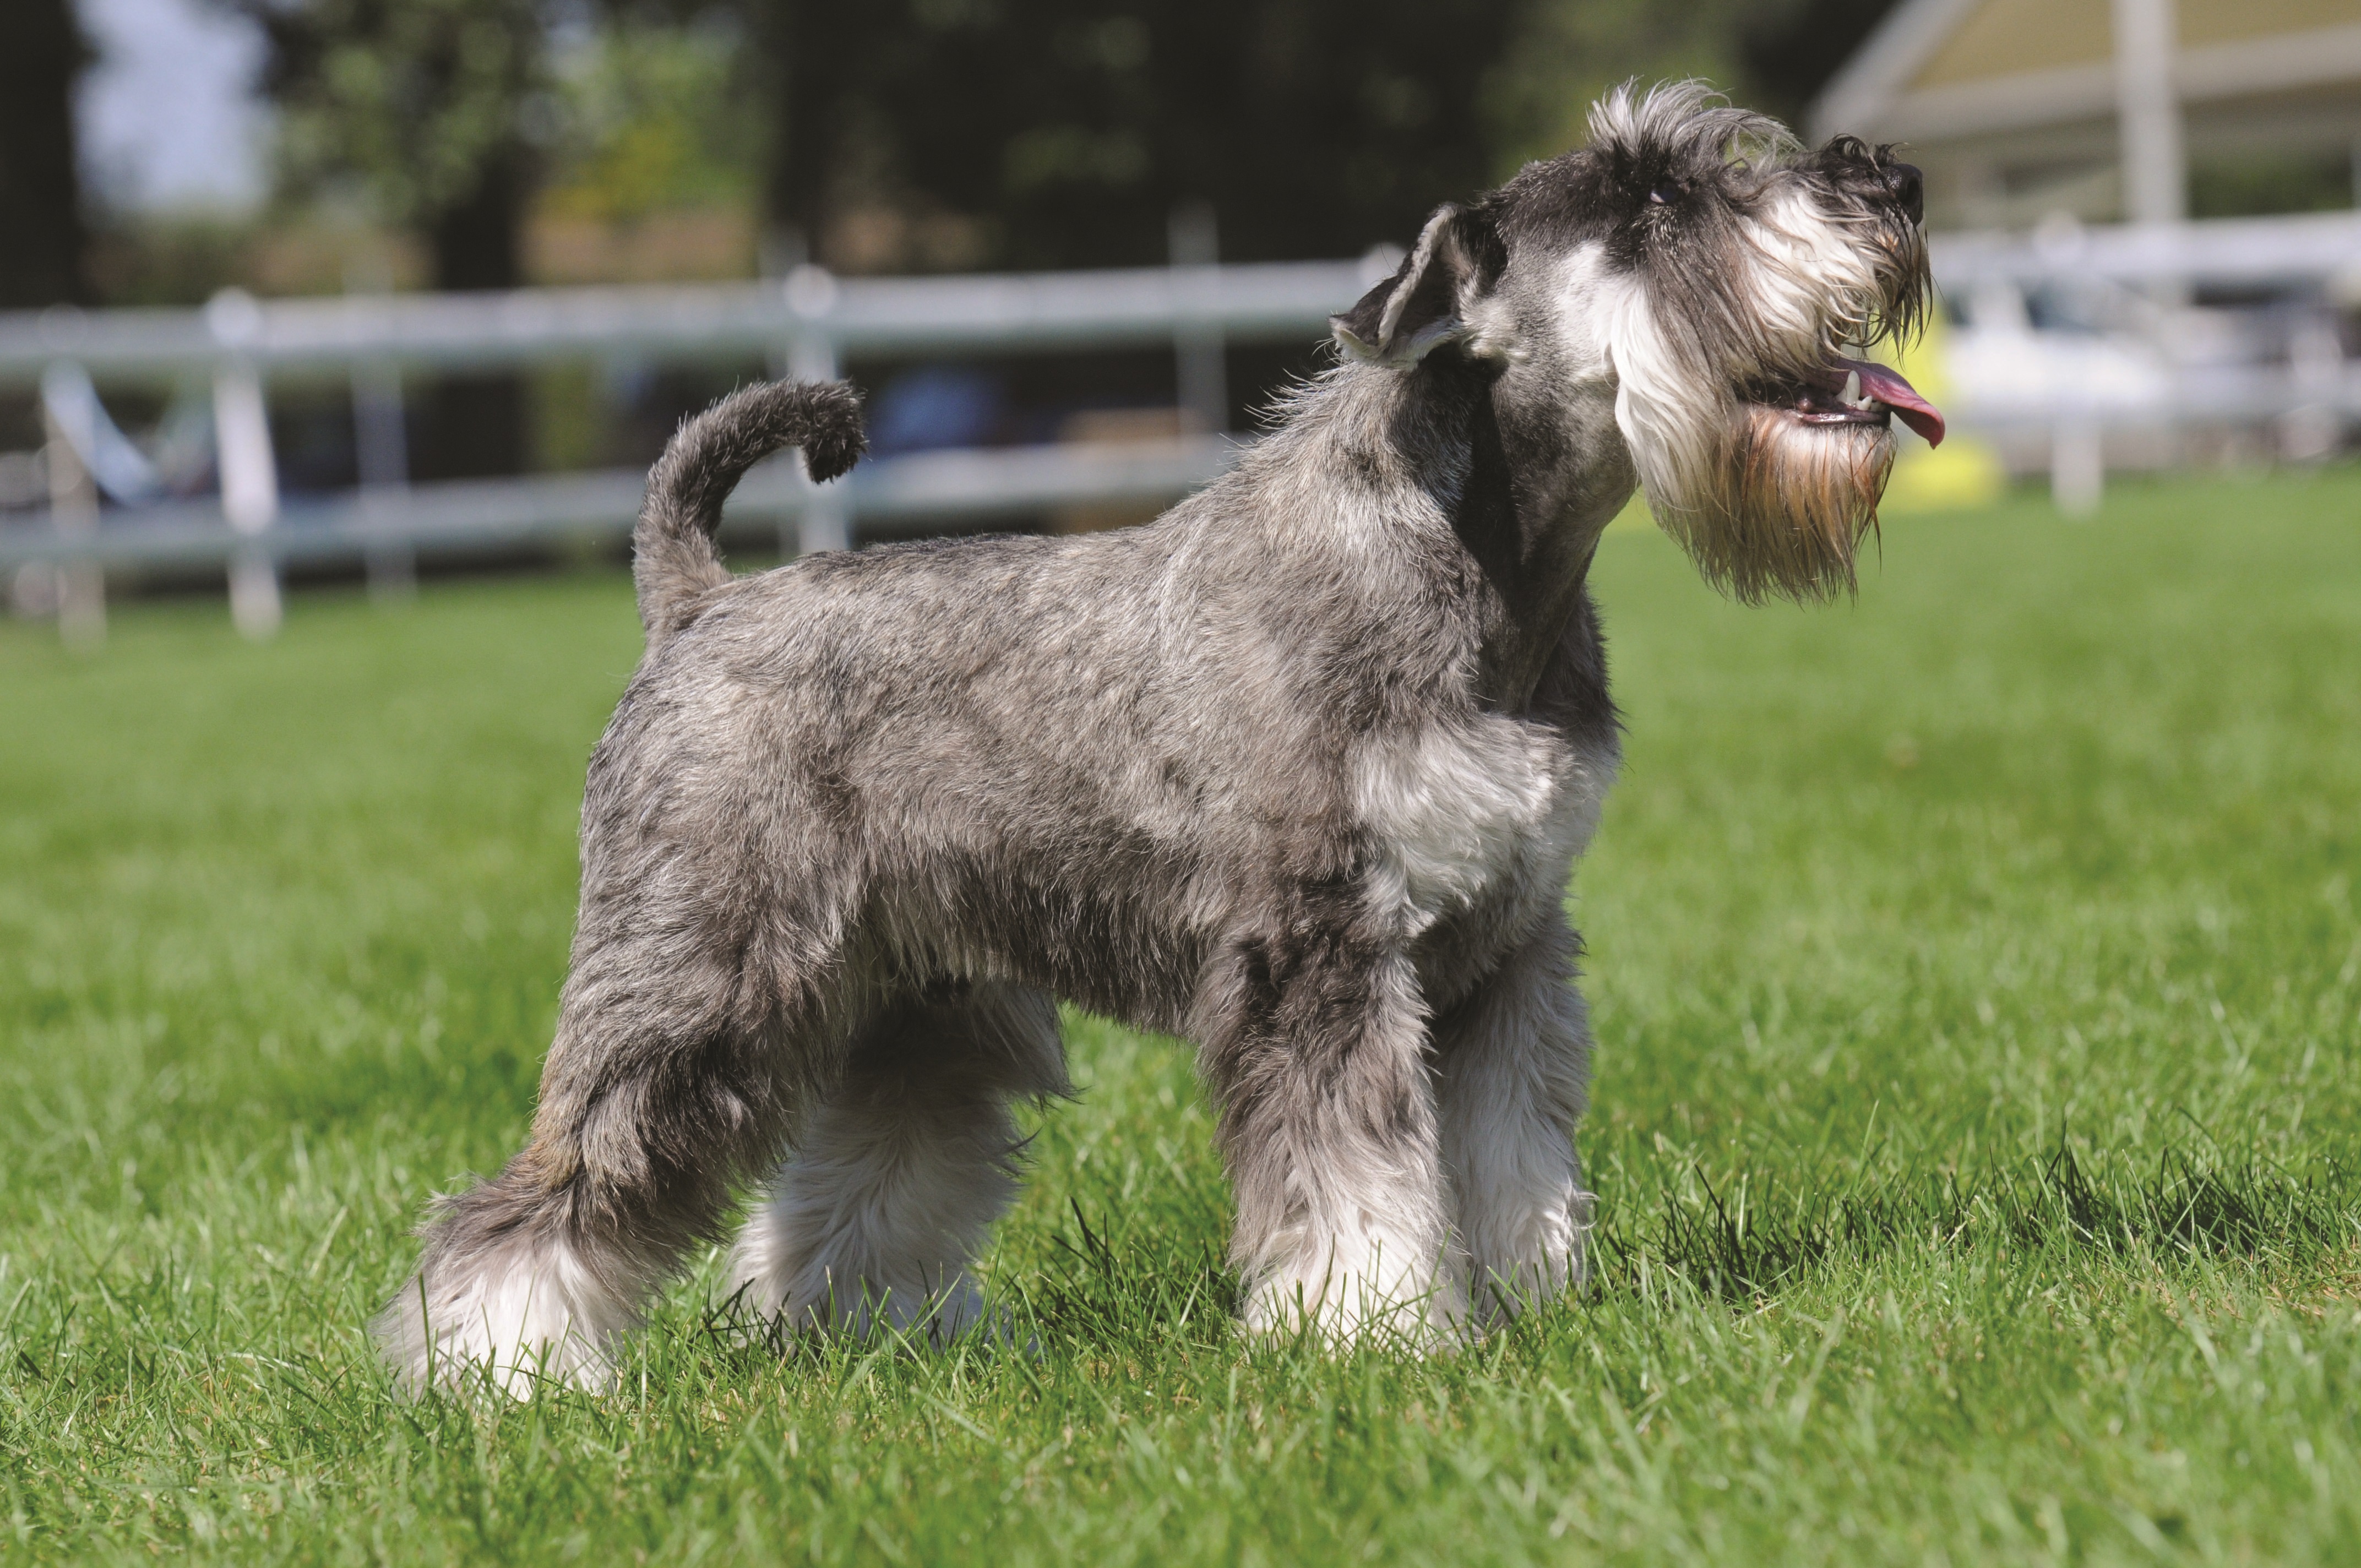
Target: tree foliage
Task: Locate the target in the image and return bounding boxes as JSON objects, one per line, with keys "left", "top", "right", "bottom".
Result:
{"left": 231, "top": 0, "right": 556, "bottom": 480}
{"left": 230, "top": 0, "right": 1898, "bottom": 282}
{"left": 0, "top": 0, "right": 92, "bottom": 307}
{"left": 232, "top": 0, "right": 549, "bottom": 287}
{"left": 710, "top": 0, "right": 1898, "bottom": 272}
{"left": 1493, "top": 0, "right": 1899, "bottom": 168}
{"left": 538, "top": 20, "right": 762, "bottom": 225}
{"left": 737, "top": 0, "right": 1527, "bottom": 270}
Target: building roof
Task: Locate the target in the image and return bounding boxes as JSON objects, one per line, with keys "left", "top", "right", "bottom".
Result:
{"left": 1811, "top": 0, "right": 2361, "bottom": 144}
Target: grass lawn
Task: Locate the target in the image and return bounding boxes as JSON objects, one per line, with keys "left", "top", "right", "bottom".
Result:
{"left": 2, "top": 470, "right": 2358, "bottom": 1565}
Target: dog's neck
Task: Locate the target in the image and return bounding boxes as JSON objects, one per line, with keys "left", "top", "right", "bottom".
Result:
{"left": 1317, "top": 352, "right": 1635, "bottom": 714}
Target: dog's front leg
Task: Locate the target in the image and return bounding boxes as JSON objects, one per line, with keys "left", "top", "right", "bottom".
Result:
{"left": 1198, "top": 945, "right": 1464, "bottom": 1345}
{"left": 1434, "top": 916, "right": 1596, "bottom": 1327}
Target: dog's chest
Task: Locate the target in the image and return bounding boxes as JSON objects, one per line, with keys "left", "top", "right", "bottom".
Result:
{"left": 1352, "top": 714, "right": 1615, "bottom": 945}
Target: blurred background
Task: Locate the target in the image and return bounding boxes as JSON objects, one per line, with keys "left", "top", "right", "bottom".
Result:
{"left": 1, "top": 0, "right": 2355, "bottom": 636}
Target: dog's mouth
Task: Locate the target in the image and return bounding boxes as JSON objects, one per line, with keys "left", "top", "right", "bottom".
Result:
{"left": 1770, "top": 357, "right": 1945, "bottom": 447}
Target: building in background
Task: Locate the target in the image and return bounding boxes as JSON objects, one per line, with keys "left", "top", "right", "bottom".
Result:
{"left": 1813, "top": 0, "right": 2361, "bottom": 230}
{"left": 1812, "top": 0, "right": 2360, "bottom": 508}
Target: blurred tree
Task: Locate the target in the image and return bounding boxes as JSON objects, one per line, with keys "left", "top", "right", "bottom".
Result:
{"left": 1738, "top": 0, "right": 1903, "bottom": 132}
{"left": 725, "top": 0, "right": 1526, "bottom": 271}
{"left": 653, "top": 0, "right": 1900, "bottom": 273}
{"left": 1488, "top": 0, "right": 1751, "bottom": 168}
{"left": 247, "top": 0, "right": 548, "bottom": 288}
{"left": 232, "top": 0, "right": 551, "bottom": 477}
{"left": 0, "top": 0, "right": 92, "bottom": 308}
{"left": 1493, "top": 0, "right": 1899, "bottom": 170}
{"left": 540, "top": 19, "right": 761, "bottom": 226}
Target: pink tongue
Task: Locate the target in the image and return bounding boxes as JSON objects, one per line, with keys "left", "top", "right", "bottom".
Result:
{"left": 1835, "top": 357, "right": 1945, "bottom": 447}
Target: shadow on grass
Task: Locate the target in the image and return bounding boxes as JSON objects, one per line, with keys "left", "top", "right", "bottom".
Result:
{"left": 676, "top": 1199, "right": 1237, "bottom": 1376}
{"left": 1600, "top": 1129, "right": 2353, "bottom": 1303}
{"left": 1017, "top": 1199, "right": 1236, "bottom": 1350}
{"left": 667, "top": 1132, "right": 2355, "bottom": 1366}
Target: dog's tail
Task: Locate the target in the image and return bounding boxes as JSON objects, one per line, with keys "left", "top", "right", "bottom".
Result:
{"left": 633, "top": 379, "right": 866, "bottom": 644}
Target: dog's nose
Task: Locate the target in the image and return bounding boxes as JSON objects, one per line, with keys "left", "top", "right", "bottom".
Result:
{"left": 1885, "top": 162, "right": 1924, "bottom": 225}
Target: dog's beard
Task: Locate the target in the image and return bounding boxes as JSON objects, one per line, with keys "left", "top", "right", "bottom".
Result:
{"left": 1606, "top": 249, "right": 1916, "bottom": 605}
{"left": 1590, "top": 122, "right": 1931, "bottom": 606}
{"left": 1650, "top": 407, "right": 1894, "bottom": 604}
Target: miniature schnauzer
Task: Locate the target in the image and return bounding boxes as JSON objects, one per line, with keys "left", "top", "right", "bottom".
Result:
{"left": 378, "top": 82, "right": 1939, "bottom": 1393}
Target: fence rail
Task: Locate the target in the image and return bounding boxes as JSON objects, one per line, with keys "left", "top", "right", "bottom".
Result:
{"left": 1928, "top": 209, "right": 2361, "bottom": 291}
{"left": 0, "top": 436, "right": 1241, "bottom": 571}
{"left": 0, "top": 260, "right": 1381, "bottom": 383}
{"left": 1, "top": 255, "right": 1385, "bottom": 637}
{"left": 3, "top": 210, "right": 2358, "bottom": 639}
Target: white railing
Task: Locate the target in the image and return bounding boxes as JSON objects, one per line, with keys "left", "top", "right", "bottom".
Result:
{"left": 0, "top": 257, "right": 1390, "bottom": 639}
{"left": 1927, "top": 210, "right": 2361, "bottom": 510}
{"left": 0, "top": 261, "right": 1384, "bottom": 377}
{"left": 3, "top": 210, "right": 2356, "bottom": 639}
{"left": 1929, "top": 208, "right": 2361, "bottom": 291}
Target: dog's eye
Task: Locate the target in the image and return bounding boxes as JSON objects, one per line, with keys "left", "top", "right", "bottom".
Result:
{"left": 1648, "top": 186, "right": 1676, "bottom": 205}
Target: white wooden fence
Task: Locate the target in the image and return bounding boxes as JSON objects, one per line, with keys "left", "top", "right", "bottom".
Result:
{"left": 3, "top": 209, "right": 2355, "bottom": 640}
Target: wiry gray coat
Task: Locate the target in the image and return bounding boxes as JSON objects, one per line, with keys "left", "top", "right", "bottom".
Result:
{"left": 377, "top": 84, "right": 1931, "bottom": 1392}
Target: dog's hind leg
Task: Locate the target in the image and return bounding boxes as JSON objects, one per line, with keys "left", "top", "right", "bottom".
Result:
{"left": 373, "top": 912, "right": 829, "bottom": 1397}
{"left": 726, "top": 983, "right": 1067, "bottom": 1342}
{"left": 1434, "top": 917, "right": 1595, "bottom": 1328}
{"left": 1201, "top": 944, "right": 1465, "bottom": 1344}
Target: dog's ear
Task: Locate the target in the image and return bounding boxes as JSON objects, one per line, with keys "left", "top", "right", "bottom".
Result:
{"left": 1331, "top": 204, "right": 1501, "bottom": 368}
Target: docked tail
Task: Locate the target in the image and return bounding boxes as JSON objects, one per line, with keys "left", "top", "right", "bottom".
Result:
{"left": 633, "top": 379, "right": 866, "bottom": 644}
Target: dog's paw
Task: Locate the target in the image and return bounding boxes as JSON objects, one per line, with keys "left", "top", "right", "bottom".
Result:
{"left": 1240, "top": 1268, "right": 1469, "bottom": 1354}
{"left": 373, "top": 1269, "right": 620, "bottom": 1400}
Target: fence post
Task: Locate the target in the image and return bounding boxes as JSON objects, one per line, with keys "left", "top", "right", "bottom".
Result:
{"left": 38, "top": 383, "right": 104, "bottom": 647}
{"left": 343, "top": 263, "right": 416, "bottom": 600}
{"left": 2052, "top": 420, "right": 2104, "bottom": 516}
{"left": 353, "top": 356, "right": 416, "bottom": 599}
{"left": 783, "top": 264, "right": 848, "bottom": 558}
{"left": 1170, "top": 202, "right": 1227, "bottom": 434}
{"left": 208, "top": 289, "right": 282, "bottom": 639}
{"left": 2278, "top": 314, "right": 2344, "bottom": 462}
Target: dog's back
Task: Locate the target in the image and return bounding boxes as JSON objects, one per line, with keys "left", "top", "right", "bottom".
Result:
{"left": 605, "top": 464, "right": 1362, "bottom": 1032}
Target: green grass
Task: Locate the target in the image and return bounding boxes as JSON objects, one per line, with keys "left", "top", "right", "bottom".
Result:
{"left": 2, "top": 471, "right": 2358, "bottom": 1564}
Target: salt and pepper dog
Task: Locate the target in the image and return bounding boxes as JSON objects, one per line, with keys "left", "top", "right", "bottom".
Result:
{"left": 378, "top": 83, "right": 1938, "bottom": 1393}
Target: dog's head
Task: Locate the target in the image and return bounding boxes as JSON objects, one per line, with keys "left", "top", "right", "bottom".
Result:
{"left": 1333, "top": 81, "right": 1937, "bottom": 602}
